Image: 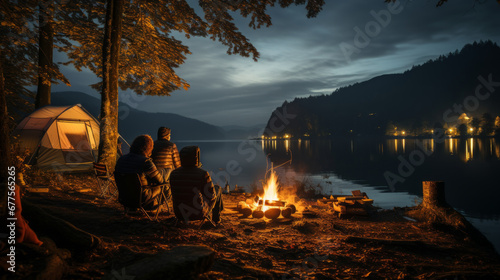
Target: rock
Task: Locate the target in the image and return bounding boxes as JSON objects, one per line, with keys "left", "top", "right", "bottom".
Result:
{"left": 264, "top": 208, "right": 281, "bottom": 220}
{"left": 104, "top": 245, "right": 215, "bottom": 280}
{"left": 281, "top": 207, "right": 293, "bottom": 218}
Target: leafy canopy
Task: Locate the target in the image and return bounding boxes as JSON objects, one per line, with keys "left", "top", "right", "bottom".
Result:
{"left": 60, "top": 0, "right": 325, "bottom": 96}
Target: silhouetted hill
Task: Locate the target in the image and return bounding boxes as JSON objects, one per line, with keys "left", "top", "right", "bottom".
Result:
{"left": 264, "top": 40, "right": 500, "bottom": 138}
{"left": 51, "top": 91, "right": 225, "bottom": 142}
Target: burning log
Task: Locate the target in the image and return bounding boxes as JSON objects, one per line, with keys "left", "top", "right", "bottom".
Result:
{"left": 281, "top": 207, "right": 292, "bottom": 218}
{"left": 286, "top": 204, "right": 297, "bottom": 214}
{"left": 264, "top": 208, "right": 281, "bottom": 220}
{"left": 258, "top": 200, "right": 286, "bottom": 207}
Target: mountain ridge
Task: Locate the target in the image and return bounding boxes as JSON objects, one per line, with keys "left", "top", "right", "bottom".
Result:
{"left": 264, "top": 40, "right": 500, "bottom": 138}
{"left": 51, "top": 91, "right": 226, "bottom": 142}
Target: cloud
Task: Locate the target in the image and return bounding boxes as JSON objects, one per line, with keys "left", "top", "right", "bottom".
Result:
{"left": 53, "top": 0, "right": 500, "bottom": 127}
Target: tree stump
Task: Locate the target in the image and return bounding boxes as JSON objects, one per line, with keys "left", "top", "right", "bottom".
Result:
{"left": 422, "top": 181, "right": 446, "bottom": 208}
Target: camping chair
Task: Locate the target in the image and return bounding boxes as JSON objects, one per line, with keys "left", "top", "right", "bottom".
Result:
{"left": 114, "top": 173, "right": 169, "bottom": 221}
{"left": 169, "top": 195, "right": 217, "bottom": 229}
{"left": 93, "top": 162, "right": 118, "bottom": 200}
{"left": 171, "top": 212, "right": 216, "bottom": 229}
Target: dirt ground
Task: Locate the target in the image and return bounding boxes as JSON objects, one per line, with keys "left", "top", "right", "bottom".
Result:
{"left": 9, "top": 173, "right": 500, "bottom": 279}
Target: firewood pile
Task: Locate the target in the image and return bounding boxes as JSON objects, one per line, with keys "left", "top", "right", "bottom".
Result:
{"left": 317, "top": 190, "right": 375, "bottom": 218}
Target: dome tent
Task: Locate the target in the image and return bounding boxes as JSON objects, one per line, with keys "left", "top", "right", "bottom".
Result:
{"left": 13, "top": 104, "right": 124, "bottom": 172}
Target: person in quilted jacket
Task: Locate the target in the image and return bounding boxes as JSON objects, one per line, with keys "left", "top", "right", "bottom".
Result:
{"left": 169, "top": 146, "right": 223, "bottom": 225}
{"left": 151, "top": 127, "right": 181, "bottom": 181}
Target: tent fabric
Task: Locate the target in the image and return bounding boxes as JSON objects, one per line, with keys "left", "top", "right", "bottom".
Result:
{"left": 13, "top": 104, "right": 102, "bottom": 172}
{"left": 23, "top": 118, "right": 51, "bottom": 130}
{"left": 57, "top": 121, "right": 90, "bottom": 150}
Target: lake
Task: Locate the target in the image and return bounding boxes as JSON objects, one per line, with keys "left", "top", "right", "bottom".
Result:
{"left": 175, "top": 138, "right": 500, "bottom": 252}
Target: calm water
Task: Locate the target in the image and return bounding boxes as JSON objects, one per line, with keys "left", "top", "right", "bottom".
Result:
{"left": 176, "top": 138, "right": 500, "bottom": 252}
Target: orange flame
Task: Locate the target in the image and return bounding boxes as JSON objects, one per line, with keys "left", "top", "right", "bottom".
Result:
{"left": 262, "top": 170, "right": 279, "bottom": 211}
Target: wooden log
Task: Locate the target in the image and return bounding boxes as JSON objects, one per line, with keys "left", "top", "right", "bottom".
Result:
{"left": 333, "top": 202, "right": 347, "bottom": 214}
{"left": 422, "top": 181, "right": 446, "bottom": 208}
{"left": 286, "top": 204, "right": 296, "bottom": 214}
{"left": 258, "top": 200, "right": 286, "bottom": 207}
{"left": 281, "top": 207, "right": 292, "bottom": 218}
{"left": 21, "top": 200, "right": 101, "bottom": 253}
{"left": 104, "top": 245, "right": 215, "bottom": 280}
{"left": 264, "top": 208, "right": 281, "bottom": 220}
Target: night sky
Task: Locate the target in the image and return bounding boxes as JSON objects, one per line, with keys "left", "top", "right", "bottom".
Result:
{"left": 53, "top": 0, "right": 500, "bottom": 127}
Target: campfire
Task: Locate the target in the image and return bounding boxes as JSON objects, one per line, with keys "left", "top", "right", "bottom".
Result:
{"left": 237, "top": 167, "right": 296, "bottom": 219}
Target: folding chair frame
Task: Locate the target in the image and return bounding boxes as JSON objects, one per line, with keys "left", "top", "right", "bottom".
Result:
{"left": 93, "top": 162, "right": 118, "bottom": 201}
{"left": 143, "top": 183, "right": 170, "bottom": 221}
{"left": 171, "top": 210, "right": 216, "bottom": 228}
{"left": 115, "top": 173, "right": 170, "bottom": 222}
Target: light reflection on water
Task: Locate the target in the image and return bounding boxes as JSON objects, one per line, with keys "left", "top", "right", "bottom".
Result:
{"left": 176, "top": 138, "right": 500, "bottom": 252}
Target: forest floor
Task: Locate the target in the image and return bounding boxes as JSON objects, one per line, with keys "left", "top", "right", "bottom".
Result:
{"left": 8, "top": 173, "right": 500, "bottom": 279}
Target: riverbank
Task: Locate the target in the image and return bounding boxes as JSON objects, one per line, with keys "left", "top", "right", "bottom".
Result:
{"left": 6, "top": 173, "right": 500, "bottom": 279}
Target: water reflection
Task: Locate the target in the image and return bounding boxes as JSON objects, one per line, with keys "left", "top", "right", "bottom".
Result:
{"left": 264, "top": 137, "right": 500, "bottom": 219}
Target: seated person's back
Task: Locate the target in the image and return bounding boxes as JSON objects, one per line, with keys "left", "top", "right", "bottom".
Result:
{"left": 170, "top": 146, "right": 223, "bottom": 223}
{"left": 115, "top": 153, "right": 164, "bottom": 186}
{"left": 114, "top": 135, "right": 165, "bottom": 209}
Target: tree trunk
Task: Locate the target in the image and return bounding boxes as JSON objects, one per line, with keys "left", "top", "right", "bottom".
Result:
{"left": 98, "top": 0, "right": 123, "bottom": 170}
{"left": 35, "top": 0, "right": 54, "bottom": 109}
{"left": 0, "top": 50, "right": 9, "bottom": 217}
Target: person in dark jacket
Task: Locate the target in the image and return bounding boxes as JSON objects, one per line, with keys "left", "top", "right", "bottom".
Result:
{"left": 151, "top": 127, "right": 181, "bottom": 181}
{"left": 115, "top": 135, "right": 167, "bottom": 210}
{"left": 169, "top": 146, "right": 223, "bottom": 224}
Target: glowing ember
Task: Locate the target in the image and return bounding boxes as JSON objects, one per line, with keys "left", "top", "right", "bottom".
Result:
{"left": 262, "top": 170, "right": 279, "bottom": 211}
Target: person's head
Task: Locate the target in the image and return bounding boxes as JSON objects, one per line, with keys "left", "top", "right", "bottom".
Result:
{"left": 130, "top": 135, "right": 154, "bottom": 157}
{"left": 179, "top": 146, "right": 201, "bottom": 168}
{"left": 157, "top": 127, "right": 171, "bottom": 141}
